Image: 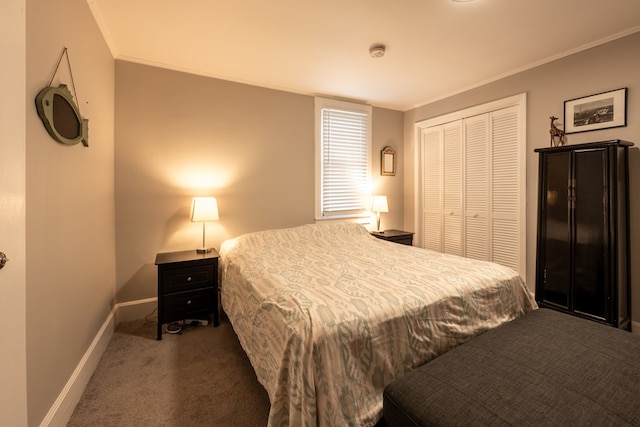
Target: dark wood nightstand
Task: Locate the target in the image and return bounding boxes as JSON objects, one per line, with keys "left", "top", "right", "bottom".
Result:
{"left": 371, "top": 229, "right": 414, "bottom": 246}
{"left": 155, "top": 249, "right": 219, "bottom": 340}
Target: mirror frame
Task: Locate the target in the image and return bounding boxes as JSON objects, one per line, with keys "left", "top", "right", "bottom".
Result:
{"left": 381, "top": 146, "right": 396, "bottom": 176}
{"left": 35, "top": 84, "right": 89, "bottom": 147}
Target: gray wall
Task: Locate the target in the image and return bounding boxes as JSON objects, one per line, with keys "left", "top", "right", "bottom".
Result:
{"left": 404, "top": 32, "right": 640, "bottom": 325}
{"left": 114, "top": 61, "right": 404, "bottom": 303}
{"left": 25, "top": 0, "right": 115, "bottom": 424}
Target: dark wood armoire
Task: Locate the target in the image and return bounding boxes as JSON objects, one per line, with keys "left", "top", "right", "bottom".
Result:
{"left": 535, "top": 140, "right": 632, "bottom": 330}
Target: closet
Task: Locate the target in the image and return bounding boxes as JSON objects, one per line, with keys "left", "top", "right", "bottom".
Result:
{"left": 417, "top": 94, "right": 525, "bottom": 277}
{"left": 534, "top": 140, "right": 632, "bottom": 329}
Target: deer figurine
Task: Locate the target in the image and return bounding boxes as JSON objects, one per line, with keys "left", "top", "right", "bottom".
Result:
{"left": 549, "top": 116, "right": 566, "bottom": 147}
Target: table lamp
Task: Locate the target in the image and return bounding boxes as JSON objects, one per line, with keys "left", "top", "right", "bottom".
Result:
{"left": 191, "top": 197, "right": 219, "bottom": 253}
{"left": 371, "top": 195, "right": 389, "bottom": 232}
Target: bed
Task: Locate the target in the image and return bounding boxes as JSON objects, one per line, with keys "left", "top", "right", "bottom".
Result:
{"left": 219, "top": 222, "right": 537, "bottom": 426}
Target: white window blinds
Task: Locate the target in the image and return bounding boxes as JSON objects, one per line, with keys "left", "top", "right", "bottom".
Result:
{"left": 316, "top": 98, "right": 371, "bottom": 219}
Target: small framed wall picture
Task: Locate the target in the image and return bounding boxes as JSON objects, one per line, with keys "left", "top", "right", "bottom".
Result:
{"left": 381, "top": 146, "right": 396, "bottom": 176}
{"left": 563, "top": 88, "right": 627, "bottom": 134}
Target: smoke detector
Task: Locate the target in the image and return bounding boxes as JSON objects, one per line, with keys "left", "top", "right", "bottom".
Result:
{"left": 369, "top": 45, "right": 386, "bottom": 58}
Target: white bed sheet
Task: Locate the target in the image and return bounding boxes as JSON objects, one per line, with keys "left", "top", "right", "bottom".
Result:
{"left": 219, "top": 222, "right": 537, "bottom": 426}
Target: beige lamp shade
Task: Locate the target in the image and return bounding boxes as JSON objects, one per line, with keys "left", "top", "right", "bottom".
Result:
{"left": 371, "top": 195, "right": 389, "bottom": 213}
{"left": 191, "top": 197, "right": 219, "bottom": 222}
{"left": 191, "top": 197, "right": 219, "bottom": 253}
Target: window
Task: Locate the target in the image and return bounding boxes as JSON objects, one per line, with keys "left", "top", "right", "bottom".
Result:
{"left": 315, "top": 97, "right": 372, "bottom": 219}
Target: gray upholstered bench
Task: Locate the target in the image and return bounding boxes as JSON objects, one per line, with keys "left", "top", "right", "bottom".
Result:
{"left": 383, "top": 308, "right": 640, "bottom": 426}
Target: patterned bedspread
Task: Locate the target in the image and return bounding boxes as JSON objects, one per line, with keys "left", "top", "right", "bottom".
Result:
{"left": 219, "top": 222, "right": 537, "bottom": 427}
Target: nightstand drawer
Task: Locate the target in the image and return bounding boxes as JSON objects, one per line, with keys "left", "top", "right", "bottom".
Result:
{"left": 163, "top": 265, "right": 214, "bottom": 294}
{"left": 392, "top": 236, "right": 413, "bottom": 246}
{"left": 163, "top": 288, "right": 215, "bottom": 318}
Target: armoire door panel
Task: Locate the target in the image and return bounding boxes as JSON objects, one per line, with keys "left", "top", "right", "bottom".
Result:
{"left": 540, "top": 152, "right": 571, "bottom": 309}
{"left": 615, "top": 147, "right": 630, "bottom": 324}
{"left": 573, "top": 148, "right": 608, "bottom": 320}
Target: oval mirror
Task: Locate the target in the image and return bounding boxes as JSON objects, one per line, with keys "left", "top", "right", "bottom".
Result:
{"left": 35, "top": 84, "right": 89, "bottom": 147}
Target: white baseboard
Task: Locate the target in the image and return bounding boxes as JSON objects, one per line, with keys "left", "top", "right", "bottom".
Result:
{"left": 115, "top": 297, "right": 157, "bottom": 323}
{"left": 40, "top": 297, "right": 157, "bottom": 427}
{"left": 39, "top": 306, "right": 116, "bottom": 427}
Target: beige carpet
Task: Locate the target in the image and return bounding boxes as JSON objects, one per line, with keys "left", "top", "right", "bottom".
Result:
{"left": 68, "top": 313, "right": 270, "bottom": 426}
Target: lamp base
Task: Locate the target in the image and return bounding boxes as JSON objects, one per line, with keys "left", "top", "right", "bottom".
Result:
{"left": 196, "top": 248, "right": 212, "bottom": 253}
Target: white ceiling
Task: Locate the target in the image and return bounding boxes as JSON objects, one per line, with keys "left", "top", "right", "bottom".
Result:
{"left": 88, "top": 0, "right": 640, "bottom": 111}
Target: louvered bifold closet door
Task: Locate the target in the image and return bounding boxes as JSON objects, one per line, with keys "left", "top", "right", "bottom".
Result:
{"left": 464, "top": 114, "right": 490, "bottom": 261}
{"left": 491, "top": 106, "right": 520, "bottom": 272}
{"left": 422, "top": 127, "right": 442, "bottom": 251}
{"left": 443, "top": 121, "right": 463, "bottom": 256}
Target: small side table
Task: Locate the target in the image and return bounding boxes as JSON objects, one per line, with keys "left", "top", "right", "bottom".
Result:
{"left": 155, "top": 249, "right": 219, "bottom": 340}
{"left": 371, "top": 229, "right": 414, "bottom": 246}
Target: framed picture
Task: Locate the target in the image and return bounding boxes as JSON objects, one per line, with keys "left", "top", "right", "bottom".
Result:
{"left": 564, "top": 88, "right": 627, "bottom": 134}
{"left": 381, "top": 146, "right": 396, "bottom": 176}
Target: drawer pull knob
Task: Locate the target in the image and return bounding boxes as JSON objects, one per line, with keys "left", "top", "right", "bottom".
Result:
{"left": 187, "top": 300, "right": 192, "bottom": 305}
{"left": 187, "top": 276, "right": 192, "bottom": 282}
